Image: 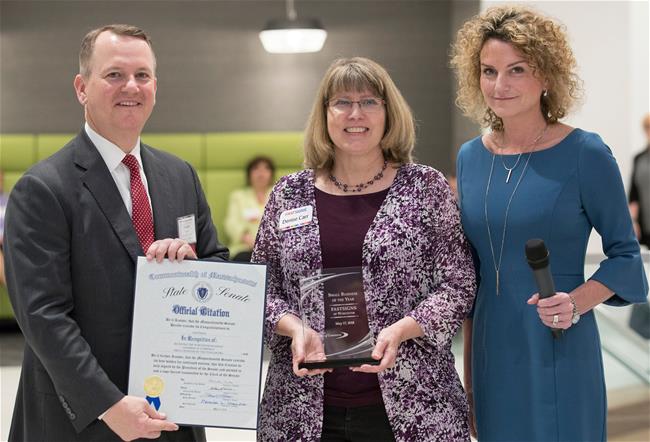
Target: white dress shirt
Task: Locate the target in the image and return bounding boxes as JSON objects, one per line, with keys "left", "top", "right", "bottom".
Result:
{"left": 84, "top": 122, "right": 153, "bottom": 218}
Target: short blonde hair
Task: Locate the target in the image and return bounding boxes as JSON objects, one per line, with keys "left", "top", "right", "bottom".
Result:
{"left": 303, "top": 57, "right": 415, "bottom": 170}
{"left": 450, "top": 5, "right": 582, "bottom": 131}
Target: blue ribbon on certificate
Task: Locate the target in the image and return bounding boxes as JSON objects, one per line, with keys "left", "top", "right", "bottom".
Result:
{"left": 146, "top": 396, "right": 161, "bottom": 411}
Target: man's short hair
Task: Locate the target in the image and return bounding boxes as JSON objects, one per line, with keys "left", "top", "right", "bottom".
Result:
{"left": 79, "top": 24, "right": 156, "bottom": 77}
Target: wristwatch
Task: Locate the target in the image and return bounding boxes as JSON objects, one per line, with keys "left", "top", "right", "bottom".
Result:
{"left": 569, "top": 294, "right": 580, "bottom": 324}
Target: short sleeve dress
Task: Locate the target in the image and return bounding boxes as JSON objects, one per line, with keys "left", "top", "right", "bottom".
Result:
{"left": 456, "top": 128, "right": 648, "bottom": 441}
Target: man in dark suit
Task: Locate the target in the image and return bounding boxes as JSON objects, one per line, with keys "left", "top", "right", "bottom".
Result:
{"left": 4, "top": 24, "right": 228, "bottom": 441}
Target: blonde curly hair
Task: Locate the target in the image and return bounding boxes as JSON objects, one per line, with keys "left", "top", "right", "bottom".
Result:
{"left": 450, "top": 5, "right": 582, "bottom": 131}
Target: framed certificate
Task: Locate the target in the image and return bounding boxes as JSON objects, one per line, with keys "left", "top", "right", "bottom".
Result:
{"left": 128, "top": 257, "right": 267, "bottom": 429}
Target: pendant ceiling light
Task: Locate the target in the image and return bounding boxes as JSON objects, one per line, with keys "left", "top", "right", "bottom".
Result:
{"left": 259, "top": 0, "right": 327, "bottom": 54}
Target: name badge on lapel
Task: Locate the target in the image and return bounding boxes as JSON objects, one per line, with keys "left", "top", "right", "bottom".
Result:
{"left": 279, "top": 206, "right": 313, "bottom": 231}
{"left": 177, "top": 214, "right": 197, "bottom": 245}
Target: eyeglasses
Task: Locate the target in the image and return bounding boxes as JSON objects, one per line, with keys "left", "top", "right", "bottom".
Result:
{"left": 326, "top": 97, "right": 386, "bottom": 113}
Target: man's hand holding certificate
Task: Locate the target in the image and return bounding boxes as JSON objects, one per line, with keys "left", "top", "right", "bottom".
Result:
{"left": 128, "top": 258, "right": 267, "bottom": 429}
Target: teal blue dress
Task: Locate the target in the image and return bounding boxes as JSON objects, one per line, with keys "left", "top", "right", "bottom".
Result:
{"left": 456, "top": 129, "right": 648, "bottom": 442}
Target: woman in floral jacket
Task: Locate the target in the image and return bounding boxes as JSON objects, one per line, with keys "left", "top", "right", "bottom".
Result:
{"left": 252, "top": 57, "right": 476, "bottom": 441}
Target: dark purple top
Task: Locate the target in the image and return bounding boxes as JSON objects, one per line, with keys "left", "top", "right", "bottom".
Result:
{"left": 315, "top": 186, "right": 389, "bottom": 408}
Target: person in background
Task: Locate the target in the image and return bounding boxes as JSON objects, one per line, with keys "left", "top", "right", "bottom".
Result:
{"left": 629, "top": 113, "right": 650, "bottom": 248}
{"left": 451, "top": 5, "right": 648, "bottom": 441}
{"left": 628, "top": 113, "right": 650, "bottom": 339}
{"left": 4, "top": 24, "right": 228, "bottom": 442}
{"left": 224, "top": 156, "right": 275, "bottom": 261}
{"left": 253, "top": 57, "right": 476, "bottom": 441}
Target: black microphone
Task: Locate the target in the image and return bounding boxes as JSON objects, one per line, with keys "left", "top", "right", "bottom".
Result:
{"left": 525, "top": 239, "right": 562, "bottom": 339}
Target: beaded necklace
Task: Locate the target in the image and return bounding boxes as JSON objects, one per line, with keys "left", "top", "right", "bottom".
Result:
{"left": 329, "top": 160, "right": 388, "bottom": 193}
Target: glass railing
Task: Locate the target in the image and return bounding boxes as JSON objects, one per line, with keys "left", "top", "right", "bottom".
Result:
{"left": 596, "top": 305, "right": 649, "bottom": 385}
{"left": 587, "top": 251, "right": 650, "bottom": 386}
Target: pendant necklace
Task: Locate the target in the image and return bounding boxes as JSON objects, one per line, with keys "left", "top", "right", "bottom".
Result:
{"left": 485, "top": 124, "right": 547, "bottom": 295}
{"left": 501, "top": 154, "right": 522, "bottom": 184}
{"left": 496, "top": 125, "right": 548, "bottom": 183}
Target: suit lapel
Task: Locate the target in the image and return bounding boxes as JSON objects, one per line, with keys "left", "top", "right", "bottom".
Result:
{"left": 73, "top": 131, "right": 142, "bottom": 262}
{"left": 140, "top": 145, "right": 176, "bottom": 240}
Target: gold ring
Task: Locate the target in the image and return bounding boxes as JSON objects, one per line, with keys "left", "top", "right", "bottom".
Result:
{"left": 552, "top": 314, "right": 559, "bottom": 326}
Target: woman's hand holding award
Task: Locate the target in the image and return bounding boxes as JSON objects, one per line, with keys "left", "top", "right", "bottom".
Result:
{"left": 298, "top": 267, "right": 380, "bottom": 369}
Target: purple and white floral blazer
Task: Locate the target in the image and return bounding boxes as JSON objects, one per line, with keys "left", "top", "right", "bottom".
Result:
{"left": 252, "top": 164, "right": 476, "bottom": 441}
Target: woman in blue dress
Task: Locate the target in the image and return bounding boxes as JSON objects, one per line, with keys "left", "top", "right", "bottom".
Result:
{"left": 450, "top": 5, "right": 648, "bottom": 441}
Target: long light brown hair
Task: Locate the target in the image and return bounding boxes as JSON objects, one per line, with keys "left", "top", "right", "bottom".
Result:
{"left": 303, "top": 57, "right": 415, "bottom": 170}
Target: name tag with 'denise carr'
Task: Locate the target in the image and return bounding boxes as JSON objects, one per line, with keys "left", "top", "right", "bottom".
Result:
{"left": 279, "top": 205, "right": 313, "bottom": 231}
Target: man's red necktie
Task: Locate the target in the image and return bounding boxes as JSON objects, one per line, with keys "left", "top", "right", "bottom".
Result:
{"left": 122, "top": 154, "right": 154, "bottom": 252}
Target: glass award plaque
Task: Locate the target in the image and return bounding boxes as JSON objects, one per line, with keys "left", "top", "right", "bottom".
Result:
{"left": 298, "top": 267, "right": 379, "bottom": 369}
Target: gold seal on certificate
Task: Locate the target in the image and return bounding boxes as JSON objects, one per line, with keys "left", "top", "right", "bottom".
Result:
{"left": 298, "top": 267, "right": 379, "bottom": 369}
{"left": 144, "top": 375, "right": 165, "bottom": 411}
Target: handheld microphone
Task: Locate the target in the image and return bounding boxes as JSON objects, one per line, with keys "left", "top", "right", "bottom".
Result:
{"left": 525, "top": 239, "right": 562, "bottom": 339}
